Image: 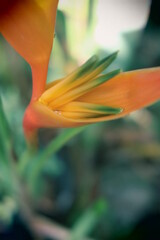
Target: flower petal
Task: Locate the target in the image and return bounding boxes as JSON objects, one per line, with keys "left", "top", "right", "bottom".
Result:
{"left": 77, "top": 67, "right": 160, "bottom": 121}
{"left": 0, "top": 0, "right": 58, "bottom": 100}
{"left": 59, "top": 101, "right": 122, "bottom": 115}
{"left": 48, "top": 69, "right": 120, "bottom": 108}
{"left": 40, "top": 52, "right": 118, "bottom": 103}
{"left": 0, "top": 0, "right": 58, "bottom": 65}
{"left": 40, "top": 55, "right": 98, "bottom": 103}
{"left": 23, "top": 102, "right": 83, "bottom": 130}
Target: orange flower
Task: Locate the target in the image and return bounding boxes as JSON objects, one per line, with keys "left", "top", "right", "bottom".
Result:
{"left": 23, "top": 52, "right": 160, "bottom": 140}
{"left": 1, "top": 1, "right": 160, "bottom": 143}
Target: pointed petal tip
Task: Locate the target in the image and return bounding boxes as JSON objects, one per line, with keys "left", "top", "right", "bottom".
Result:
{"left": 91, "top": 54, "right": 98, "bottom": 61}
{"left": 96, "top": 50, "right": 119, "bottom": 71}
{"left": 112, "top": 50, "right": 119, "bottom": 56}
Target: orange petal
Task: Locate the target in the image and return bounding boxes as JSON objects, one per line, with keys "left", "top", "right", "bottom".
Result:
{"left": 77, "top": 67, "right": 160, "bottom": 122}
{"left": 0, "top": 0, "right": 58, "bottom": 65}
{"left": 23, "top": 101, "right": 83, "bottom": 132}
{"left": 0, "top": 0, "right": 58, "bottom": 99}
{"left": 35, "top": 0, "right": 59, "bottom": 23}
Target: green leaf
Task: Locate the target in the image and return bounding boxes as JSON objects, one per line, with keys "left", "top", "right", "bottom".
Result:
{"left": 0, "top": 96, "right": 11, "bottom": 163}
{"left": 70, "top": 198, "right": 108, "bottom": 240}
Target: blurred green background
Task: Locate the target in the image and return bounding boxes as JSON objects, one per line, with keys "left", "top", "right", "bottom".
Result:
{"left": 0, "top": 0, "right": 160, "bottom": 239}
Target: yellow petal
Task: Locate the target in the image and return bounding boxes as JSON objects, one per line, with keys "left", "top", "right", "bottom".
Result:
{"left": 48, "top": 69, "right": 120, "bottom": 108}
{"left": 40, "top": 52, "right": 118, "bottom": 103}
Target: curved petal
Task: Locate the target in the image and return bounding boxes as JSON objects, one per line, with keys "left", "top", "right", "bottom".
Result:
{"left": 0, "top": 0, "right": 58, "bottom": 65}
{"left": 35, "top": 0, "right": 59, "bottom": 22}
{"left": 77, "top": 67, "right": 160, "bottom": 122}
{"left": 0, "top": 0, "right": 58, "bottom": 99}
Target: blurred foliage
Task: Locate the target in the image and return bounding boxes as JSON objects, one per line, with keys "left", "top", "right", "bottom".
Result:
{"left": 0, "top": 0, "right": 160, "bottom": 240}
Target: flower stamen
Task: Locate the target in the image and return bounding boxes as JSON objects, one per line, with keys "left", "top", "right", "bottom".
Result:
{"left": 48, "top": 69, "right": 121, "bottom": 109}
{"left": 40, "top": 51, "right": 119, "bottom": 104}
{"left": 38, "top": 52, "right": 124, "bottom": 122}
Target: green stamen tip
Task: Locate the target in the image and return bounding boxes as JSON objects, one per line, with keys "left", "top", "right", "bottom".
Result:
{"left": 76, "top": 55, "right": 98, "bottom": 78}
{"left": 96, "top": 50, "right": 119, "bottom": 69}
{"left": 95, "top": 68, "right": 121, "bottom": 86}
{"left": 110, "top": 107, "right": 123, "bottom": 114}
{"left": 93, "top": 105, "right": 123, "bottom": 115}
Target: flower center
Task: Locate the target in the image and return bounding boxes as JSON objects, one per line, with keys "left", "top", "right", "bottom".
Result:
{"left": 39, "top": 52, "right": 123, "bottom": 120}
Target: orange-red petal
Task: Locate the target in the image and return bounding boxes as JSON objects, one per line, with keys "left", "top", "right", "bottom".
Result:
{"left": 0, "top": 0, "right": 58, "bottom": 65}
{"left": 0, "top": 0, "right": 58, "bottom": 100}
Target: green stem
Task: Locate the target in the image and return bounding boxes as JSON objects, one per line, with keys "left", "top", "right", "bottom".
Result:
{"left": 17, "top": 148, "right": 36, "bottom": 177}
{"left": 27, "top": 126, "right": 87, "bottom": 193}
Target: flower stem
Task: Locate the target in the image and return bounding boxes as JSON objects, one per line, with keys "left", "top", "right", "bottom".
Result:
{"left": 27, "top": 126, "right": 87, "bottom": 194}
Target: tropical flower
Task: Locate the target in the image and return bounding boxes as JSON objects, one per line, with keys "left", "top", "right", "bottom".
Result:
{"left": 23, "top": 52, "right": 160, "bottom": 133}
{"left": 0, "top": 0, "right": 160, "bottom": 143}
